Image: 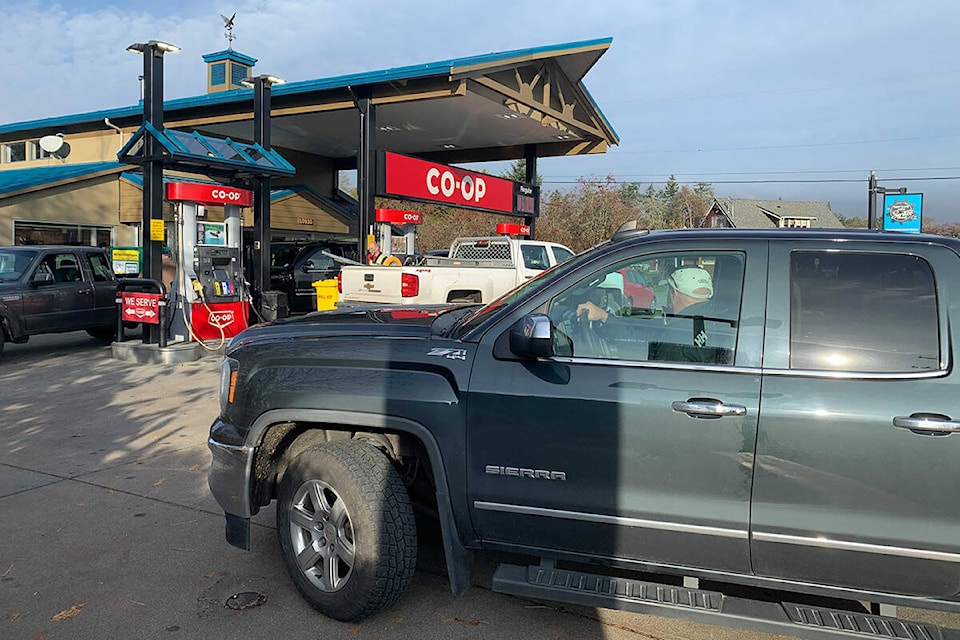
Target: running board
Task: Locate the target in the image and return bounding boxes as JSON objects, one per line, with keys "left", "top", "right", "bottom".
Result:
{"left": 493, "top": 563, "right": 958, "bottom": 640}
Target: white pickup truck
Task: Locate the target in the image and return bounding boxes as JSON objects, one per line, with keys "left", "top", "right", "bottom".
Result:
{"left": 337, "top": 236, "right": 574, "bottom": 305}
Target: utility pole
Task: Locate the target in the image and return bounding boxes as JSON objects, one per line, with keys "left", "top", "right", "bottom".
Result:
{"left": 867, "top": 171, "right": 877, "bottom": 230}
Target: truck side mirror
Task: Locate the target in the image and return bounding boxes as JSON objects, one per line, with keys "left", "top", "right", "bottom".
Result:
{"left": 509, "top": 314, "right": 554, "bottom": 359}
{"left": 301, "top": 261, "right": 315, "bottom": 273}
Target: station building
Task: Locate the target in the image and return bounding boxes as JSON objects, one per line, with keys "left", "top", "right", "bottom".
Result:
{"left": 0, "top": 37, "right": 618, "bottom": 251}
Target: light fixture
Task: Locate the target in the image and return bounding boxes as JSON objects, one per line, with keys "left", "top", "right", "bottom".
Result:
{"left": 126, "top": 40, "right": 181, "bottom": 54}
{"left": 241, "top": 74, "right": 286, "bottom": 88}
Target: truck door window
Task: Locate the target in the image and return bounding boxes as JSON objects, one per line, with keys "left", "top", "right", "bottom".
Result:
{"left": 790, "top": 251, "right": 939, "bottom": 372}
{"left": 42, "top": 253, "right": 82, "bottom": 283}
{"left": 547, "top": 251, "right": 745, "bottom": 365}
{"left": 550, "top": 245, "right": 574, "bottom": 264}
{"left": 86, "top": 253, "right": 113, "bottom": 282}
{"left": 521, "top": 244, "right": 550, "bottom": 270}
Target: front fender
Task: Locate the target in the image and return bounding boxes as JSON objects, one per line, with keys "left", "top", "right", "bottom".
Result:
{"left": 0, "top": 300, "right": 25, "bottom": 339}
{"left": 249, "top": 408, "right": 474, "bottom": 596}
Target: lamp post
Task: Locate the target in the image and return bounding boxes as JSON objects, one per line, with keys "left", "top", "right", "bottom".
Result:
{"left": 127, "top": 40, "right": 179, "bottom": 344}
{"left": 241, "top": 74, "right": 285, "bottom": 316}
{"left": 867, "top": 171, "right": 907, "bottom": 230}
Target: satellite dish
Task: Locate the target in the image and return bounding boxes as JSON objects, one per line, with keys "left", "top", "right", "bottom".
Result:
{"left": 39, "top": 135, "right": 64, "bottom": 153}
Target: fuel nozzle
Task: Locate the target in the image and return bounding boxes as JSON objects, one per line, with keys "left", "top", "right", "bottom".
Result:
{"left": 191, "top": 279, "right": 204, "bottom": 301}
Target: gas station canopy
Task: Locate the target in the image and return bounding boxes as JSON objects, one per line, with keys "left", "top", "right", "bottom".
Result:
{"left": 0, "top": 37, "right": 619, "bottom": 173}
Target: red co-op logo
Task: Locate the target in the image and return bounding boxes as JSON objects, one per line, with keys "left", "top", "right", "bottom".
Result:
{"left": 208, "top": 311, "right": 235, "bottom": 328}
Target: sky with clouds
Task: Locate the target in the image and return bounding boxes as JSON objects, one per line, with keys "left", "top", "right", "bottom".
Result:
{"left": 3, "top": 0, "right": 959, "bottom": 222}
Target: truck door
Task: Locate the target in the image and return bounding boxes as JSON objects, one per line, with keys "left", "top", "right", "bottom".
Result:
{"left": 21, "top": 251, "right": 94, "bottom": 333}
{"left": 752, "top": 240, "right": 960, "bottom": 597}
{"left": 465, "top": 241, "right": 767, "bottom": 574}
{"left": 83, "top": 251, "right": 118, "bottom": 327}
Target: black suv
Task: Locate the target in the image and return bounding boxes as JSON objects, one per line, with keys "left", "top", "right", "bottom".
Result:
{"left": 270, "top": 241, "right": 356, "bottom": 313}
{"left": 0, "top": 246, "right": 118, "bottom": 354}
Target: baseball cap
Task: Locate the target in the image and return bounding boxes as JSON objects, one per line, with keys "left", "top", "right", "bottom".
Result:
{"left": 667, "top": 267, "right": 713, "bottom": 299}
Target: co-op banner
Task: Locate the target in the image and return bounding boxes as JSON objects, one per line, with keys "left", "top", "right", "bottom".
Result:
{"left": 377, "top": 151, "right": 538, "bottom": 217}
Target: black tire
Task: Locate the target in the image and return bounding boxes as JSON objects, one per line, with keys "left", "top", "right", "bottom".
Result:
{"left": 86, "top": 327, "right": 116, "bottom": 343}
{"left": 276, "top": 440, "right": 417, "bottom": 621}
{"left": 0, "top": 325, "right": 5, "bottom": 355}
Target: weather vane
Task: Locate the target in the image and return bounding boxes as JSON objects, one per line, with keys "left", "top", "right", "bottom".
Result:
{"left": 221, "top": 12, "right": 236, "bottom": 49}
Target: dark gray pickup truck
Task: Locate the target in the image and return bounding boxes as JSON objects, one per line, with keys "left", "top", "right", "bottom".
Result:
{"left": 0, "top": 245, "right": 118, "bottom": 354}
{"left": 208, "top": 226, "right": 960, "bottom": 638}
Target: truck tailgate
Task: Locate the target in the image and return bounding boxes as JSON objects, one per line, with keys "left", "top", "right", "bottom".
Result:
{"left": 339, "top": 266, "right": 406, "bottom": 304}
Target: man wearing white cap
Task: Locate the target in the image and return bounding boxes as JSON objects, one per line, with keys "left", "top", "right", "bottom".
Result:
{"left": 664, "top": 266, "right": 713, "bottom": 316}
{"left": 577, "top": 265, "right": 714, "bottom": 324}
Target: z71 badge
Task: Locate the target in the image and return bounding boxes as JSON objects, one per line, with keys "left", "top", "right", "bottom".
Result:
{"left": 427, "top": 348, "right": 467, "bottom": 361}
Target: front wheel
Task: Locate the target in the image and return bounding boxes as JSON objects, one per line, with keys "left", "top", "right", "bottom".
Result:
{"left": 276, "top": 440, "right": 417, "bottom": 621}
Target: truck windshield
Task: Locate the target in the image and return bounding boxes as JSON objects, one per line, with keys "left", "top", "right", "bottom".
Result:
{"left": 0, "top": 249, "right": 37, "bottom": 282}
{"left": 452, "top": 262, "right": 570, "bottom": 338}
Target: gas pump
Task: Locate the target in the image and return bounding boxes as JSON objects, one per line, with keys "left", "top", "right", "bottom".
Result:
{"left": 164, "top": 182, "right": 252, "bottom": 344}
{"left": 374, "top": 208, "right": 424, "bottom": 260}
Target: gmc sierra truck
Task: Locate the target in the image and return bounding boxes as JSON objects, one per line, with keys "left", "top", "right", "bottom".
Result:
{"left": 208, "top": 225, "right": 960, "bottom": 638}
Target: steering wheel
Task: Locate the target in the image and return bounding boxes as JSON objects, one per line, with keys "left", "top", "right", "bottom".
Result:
{"left": 573, "top": 310, "right": 611, "bottom": 358}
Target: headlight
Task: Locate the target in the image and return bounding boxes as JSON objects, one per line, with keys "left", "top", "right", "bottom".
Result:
{"left": 219, "top": 357, "right": 239, "bottom": 415}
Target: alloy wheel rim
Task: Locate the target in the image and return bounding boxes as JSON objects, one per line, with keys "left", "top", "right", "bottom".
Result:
{"left": 289, "top": 479, "right": 356, "bottom": 592}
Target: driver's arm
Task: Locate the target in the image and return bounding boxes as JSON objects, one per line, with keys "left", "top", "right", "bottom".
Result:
{"left": 576, "top": 301, "right": 609, "bottom": 323}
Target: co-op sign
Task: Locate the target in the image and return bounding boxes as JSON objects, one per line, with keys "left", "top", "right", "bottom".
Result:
{"left": 378, "top": 151, "right": 538, "bottom": 216}
{"left": 165, "top": 182, "right": 254, "bottom": 207}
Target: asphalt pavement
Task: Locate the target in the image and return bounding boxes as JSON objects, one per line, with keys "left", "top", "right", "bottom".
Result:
{"left": 1, "top": 331, "right": 956, "bottom": 640}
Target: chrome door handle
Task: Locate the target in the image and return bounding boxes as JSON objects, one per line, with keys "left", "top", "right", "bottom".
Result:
{"left": 893, "top": 415, "right": 960, "bottom": 434}
{"left": 78, "top": 288, "right": 92, "bottom": 294}
{"left": 672, "top": 400, "right": 747, "bottom": 418}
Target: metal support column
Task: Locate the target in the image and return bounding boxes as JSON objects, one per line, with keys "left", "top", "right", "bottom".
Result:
{"left": 354, "top": 87, "right": 377, "bottom": 261}
{"left": 524, "top": 144, "right": 539, "bottom": 239}
{"left": 247, "top": 74, "right": 280, "bottom": 317}
{"left": 867, "top": 171, "right": 877, "bottom": 230}
{"left": 128, "top": 40, "right": 178, "bottom": 344}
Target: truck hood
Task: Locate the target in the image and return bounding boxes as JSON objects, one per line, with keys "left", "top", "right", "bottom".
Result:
{"left": 228, "top": 303, "right": 473, "bottom": 349}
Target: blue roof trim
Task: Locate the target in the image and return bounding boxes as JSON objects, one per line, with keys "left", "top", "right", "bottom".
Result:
{"left": 202, "top": 49, "right": 258, "bottom": 66}
{"left": 0, "top": 37, "right": 613, "bottom": 135}
{"left": 579, "top": 83, "right": 620, "bottom": 143}
{"left": 0, "top": 161, "right": 125, "bottom": 196}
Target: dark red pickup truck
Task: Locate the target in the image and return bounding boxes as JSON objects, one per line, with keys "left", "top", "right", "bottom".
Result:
{"left": 0, "top": 245, "right": 118, "bottom": 354}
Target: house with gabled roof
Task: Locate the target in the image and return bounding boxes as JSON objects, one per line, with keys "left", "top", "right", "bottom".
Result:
{"left": 703, "top": 198, "right": 844, "bottom": 229}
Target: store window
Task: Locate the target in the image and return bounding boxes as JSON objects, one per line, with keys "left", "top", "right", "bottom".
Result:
{"left": 2, "top": 141, "right": 26, "bottom": 163}
{"left": 14, "top": 221, "right": 112, "bottom": 247}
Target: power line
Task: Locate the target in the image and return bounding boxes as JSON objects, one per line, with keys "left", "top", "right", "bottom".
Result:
{"left": 606, "top": 132, "right": 960, "bottom": 155}
{"left": 546, "top": 167, "right": 960, "bottom": 179}
{"left": 542, "top": 175, "right": 960, "bottom": 186}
